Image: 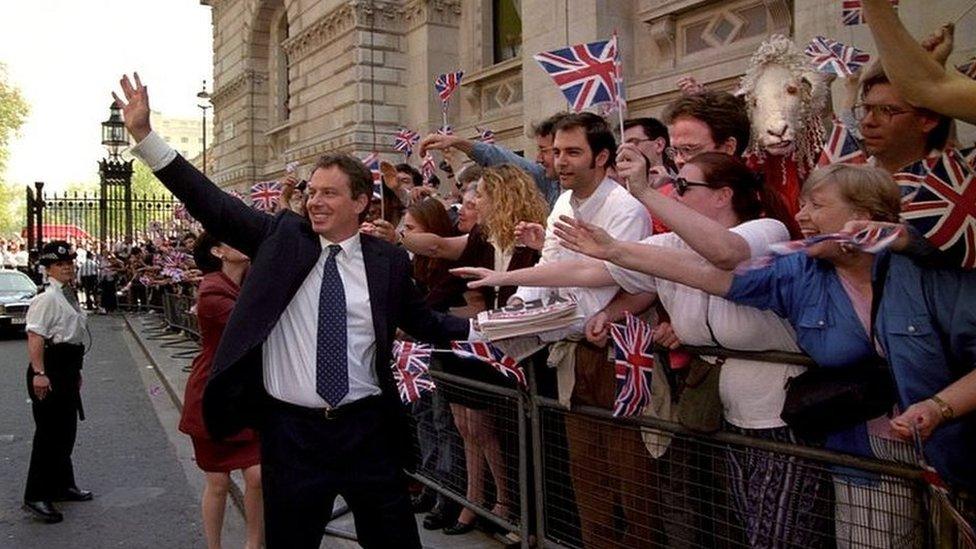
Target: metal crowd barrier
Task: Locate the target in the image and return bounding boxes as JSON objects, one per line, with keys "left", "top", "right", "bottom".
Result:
{"left": 408, "top": 344, "right": 975, "bottom": 549}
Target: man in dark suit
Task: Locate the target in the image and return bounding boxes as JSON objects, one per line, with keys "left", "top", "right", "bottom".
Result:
{"left": 114, "top": 74, "right": 471, "bottom": 548}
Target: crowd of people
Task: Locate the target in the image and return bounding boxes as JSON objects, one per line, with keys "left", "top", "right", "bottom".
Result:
{"left": 20, "top": 2, "right": 975, "bottom": 547}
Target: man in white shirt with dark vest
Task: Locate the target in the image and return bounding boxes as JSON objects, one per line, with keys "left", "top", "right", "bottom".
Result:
{"left": 114, "top": 73, "right": 471, "bottom": 548}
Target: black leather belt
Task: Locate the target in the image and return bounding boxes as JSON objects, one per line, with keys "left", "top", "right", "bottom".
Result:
{"left": 270, "top": 394, "right": 384, "bottom": 421}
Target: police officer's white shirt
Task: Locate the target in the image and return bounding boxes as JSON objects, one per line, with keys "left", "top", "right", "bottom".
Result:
{"left": 25, "top": 278, "right": 87, "bottom": 345}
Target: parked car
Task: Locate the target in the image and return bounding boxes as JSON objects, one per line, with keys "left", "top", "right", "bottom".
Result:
{"left": 0, "top": 269, "right": 38, "bottom": 332}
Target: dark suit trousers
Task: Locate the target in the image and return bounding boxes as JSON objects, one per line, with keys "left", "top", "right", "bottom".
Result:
{"left": 261, "top": 397, "right": 420, "bottom": 549}
{"left": 24, "top": 345, "right": 83, "bottom": 501}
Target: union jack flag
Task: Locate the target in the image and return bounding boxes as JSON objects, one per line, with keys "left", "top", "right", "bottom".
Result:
{"left": 893, "top": 157, "right": 930, "bottom": 204}
{"left": 804, "top": 36, "right": 871, "bottom": 78}
{"left": 476, "top": 127, "right": 495, "bottom": 144}
{"left": 250, "top": 181, "right": 282, "bottom": 212}
{"left": 393, "top": 128, "right": 420, "bottom": 157}
{"left": 391, "top": 341, "right": 435, "bottom": 404}
{"left": 421, "top": 153, "right": 437, "bottom": 186}
{"left": 958, "top": 57, "right": 976, "bottom": 80}
{"left": 450, "top": 341, "right": 526, "bottom": 387}
{"left": 842, "top": 0, "right": 898, "bottom": 26}
{"left": 738, "top": 228, "right": 901, "bottom": 271}
{"left": 609, "top": 312, "right": 655, "bottom": 417}
{"left": 818, "top": 119, "right": 867, "bottom": 167}
{"left": 533, "top": 33, "right": 622, "bottom": 112}
{"left": 361, "top": 152, "right": 383, "bottom": 199}
{"left": 434, "top": 70, "right": 464, "bottom": 104}
{"left": 437, "top": 125, "right": 454, "bottom": 136}
{"left": 900, "top": 149, "right": 976, "bottom": 269}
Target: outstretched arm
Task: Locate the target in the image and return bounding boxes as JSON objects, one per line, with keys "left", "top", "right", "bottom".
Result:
{"left": 400, "top": 232, "right": 469, "bottom": 261}
{"left": 451, "top": 258, "right": 616, "bottom": 290}
{"left": 554, "top": 216, "right": 734, "bottom": 297}
{"left": 862, "top": 1, "right": 976, "bottom": 124}
{"left": 114, "top": 74, "right": 271, "bottom": 257}
{"left": 616, "top": 144, "right": 752, "bottom": 269}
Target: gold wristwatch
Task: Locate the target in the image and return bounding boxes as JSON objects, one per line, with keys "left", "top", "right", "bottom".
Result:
{"left": 929, "top": 395, "right": 954, "bottom": 420}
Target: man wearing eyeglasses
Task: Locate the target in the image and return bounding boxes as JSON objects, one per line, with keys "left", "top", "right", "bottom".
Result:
{"left": 661, "top": 91, "right": 751, "bottom": 170}
{"left": 856, "top": 70, "right": 952, "bottom": 174}
{"left": 622, "top": 118, "right": 674, "bottom": 177}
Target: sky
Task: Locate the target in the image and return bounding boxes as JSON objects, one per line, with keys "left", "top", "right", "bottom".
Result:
{"left": 0, "top": 0, "right": 213, "bottom": 191}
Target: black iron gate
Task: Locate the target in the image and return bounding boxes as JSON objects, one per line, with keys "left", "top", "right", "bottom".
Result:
{"left": 24, "top": 178, "right": 182, "bottom": 259}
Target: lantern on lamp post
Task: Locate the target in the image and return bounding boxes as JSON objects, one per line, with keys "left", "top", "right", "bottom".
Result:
{"left": 98, "top": 102, "right": 134, "bottom": 242}
{"left": 197, "top": 80, "right": 211, "bottom": 175}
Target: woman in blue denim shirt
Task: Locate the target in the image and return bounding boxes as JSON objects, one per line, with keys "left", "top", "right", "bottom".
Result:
{"left": 556, "top": 164, "right": 930, "bottom": 547}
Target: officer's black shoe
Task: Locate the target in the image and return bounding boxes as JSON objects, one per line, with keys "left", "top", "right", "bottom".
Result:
{"left": 23, "top": 500, "right": 63, "bottom": 523}
{"left": 57, "top": 487, "right": 93, "bottom": 502}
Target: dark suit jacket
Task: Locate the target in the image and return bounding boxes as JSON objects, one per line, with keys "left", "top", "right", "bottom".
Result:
{"left": 153, "top": 155, "right": 470, "bottom": 460}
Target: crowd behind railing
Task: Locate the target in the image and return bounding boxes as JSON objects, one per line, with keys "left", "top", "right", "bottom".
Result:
{"left": 14, "top": 6, "right": 976, "bottom": 546}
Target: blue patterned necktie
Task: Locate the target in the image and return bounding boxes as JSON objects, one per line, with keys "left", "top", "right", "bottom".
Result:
{"left": 316, "top": 244, "right": 348, "bottom": 406}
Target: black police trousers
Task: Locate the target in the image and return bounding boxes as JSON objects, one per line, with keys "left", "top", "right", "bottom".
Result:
{"left": 24, "top": 343, "right": 84, "bottom": 502}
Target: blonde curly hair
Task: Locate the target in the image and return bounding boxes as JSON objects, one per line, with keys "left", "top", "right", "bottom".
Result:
{"left": 477, "top": 164, "right": 549, "bottom": 251}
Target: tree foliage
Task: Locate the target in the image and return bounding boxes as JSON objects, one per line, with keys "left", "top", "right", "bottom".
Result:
{"left": 0, "top": 62, "right": 30, "bottom": 237}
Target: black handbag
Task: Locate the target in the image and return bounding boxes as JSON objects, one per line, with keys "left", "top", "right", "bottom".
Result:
{"left": 780, "top": 360, "right": 896, "bottom": 437}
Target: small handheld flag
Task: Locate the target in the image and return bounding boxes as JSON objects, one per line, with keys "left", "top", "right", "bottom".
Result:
{"left": 391, "top": 341, "right": 435, "bottom": 404}
{"left": 804, "top": 36, "right": 871, "bottom": 77}
{"left": 534, "top": 35, "right": 621, "bottom": 112}
{"left": 609, "top": 312, "right": 655, "bottom": 417}
{"left": 818, "top": 118, "right": 867, "bottom": 167}
{"left": 250, "top": 181, "right": 282, "bottom": 212}
{"left": 842, "top": 0, "right": 898, "bottom": 26}
{"left": 434, "top": 71, "right": 464, "bottom": 106}
{"left": 393, "top": 128, "right": 420, "bottom": 158}
{"left": 450, "top": 341, "right": 526, "bottom": 387}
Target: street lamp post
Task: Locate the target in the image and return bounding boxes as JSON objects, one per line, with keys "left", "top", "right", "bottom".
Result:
{"left": 99, "top": 102, "right": 134, "bottom": 243}
{"left": 197, "top": 80, "right": 211, "bottom": 175}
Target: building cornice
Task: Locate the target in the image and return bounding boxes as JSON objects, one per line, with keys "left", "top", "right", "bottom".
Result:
{"left": 210, "top": 69, "right": 264, "bottom": 108}
{"left": 280, "top": 0, "right": 461, "bottom": 62}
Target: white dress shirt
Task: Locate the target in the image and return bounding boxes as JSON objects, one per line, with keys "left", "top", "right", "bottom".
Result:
{"left": 263, "top": 233, "right": 382, "bottom": 408}
{"left": 514, "top": 179, "right": 652, "bottom": 340}
{"left": 25, "top": 278, "right": 87, "bottom": 345}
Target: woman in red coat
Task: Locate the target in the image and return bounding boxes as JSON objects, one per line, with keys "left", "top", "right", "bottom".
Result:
{"left": 179, "top": 232, "right": 262, "bottom": 549}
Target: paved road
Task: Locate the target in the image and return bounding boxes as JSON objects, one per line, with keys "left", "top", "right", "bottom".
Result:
{"left": 0, "top": 315, "right": 223, "bottom": 548}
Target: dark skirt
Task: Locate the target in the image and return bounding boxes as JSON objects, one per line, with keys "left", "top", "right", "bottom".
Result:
{"left": 437, "top": 354, "right": 514, "bottom": 410}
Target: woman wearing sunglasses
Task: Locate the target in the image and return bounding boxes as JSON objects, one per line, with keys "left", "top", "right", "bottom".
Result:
{"left": 454, "top": 152, "right": 835, "bottom": 547}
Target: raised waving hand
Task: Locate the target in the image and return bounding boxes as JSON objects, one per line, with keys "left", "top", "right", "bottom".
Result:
{"left": 111, "top": 73, "right": 152, "bottom": 142}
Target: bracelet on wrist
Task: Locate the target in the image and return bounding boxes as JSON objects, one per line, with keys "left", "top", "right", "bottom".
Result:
{"left": 34, "top": 371, "right": 46, "bottom": 377}
{"left": 929, "top": 395, "right": 954, "bottom": 420}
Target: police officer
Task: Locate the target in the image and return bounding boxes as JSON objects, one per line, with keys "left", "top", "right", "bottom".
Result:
{"left": 23, "top": 241, "right": 92, "bottom": 523}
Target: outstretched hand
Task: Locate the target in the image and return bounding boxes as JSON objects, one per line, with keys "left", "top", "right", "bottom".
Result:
{"left": 553, "top": 215, "right": 617, "bottom": 261}
{"left": 112, "top": 73, "right": 152, "bottom": 142}
{"left": 450, "top": 266, "right": 505, "bottom": 289}
{"left": 514, "top": 221, "right": 546, "bottom": 251}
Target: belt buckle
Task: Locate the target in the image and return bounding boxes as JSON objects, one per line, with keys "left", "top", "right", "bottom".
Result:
{"left": 323, "top": 407, "right": 338, "bottom": 420}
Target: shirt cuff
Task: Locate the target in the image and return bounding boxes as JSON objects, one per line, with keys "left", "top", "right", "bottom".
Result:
{"left": 467, "top": 320, "right": 485, "bottom": 341}
{"left": 129, "top": 131, "right": 178, "bottom": 172}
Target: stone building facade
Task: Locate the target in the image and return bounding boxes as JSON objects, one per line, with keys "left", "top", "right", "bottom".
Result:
{"left": 199, "top": 0, "right": 976, "bottom": 190}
